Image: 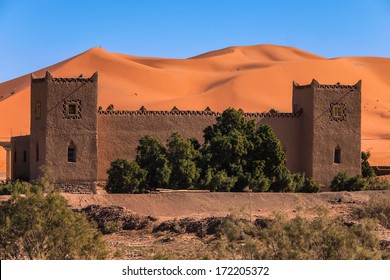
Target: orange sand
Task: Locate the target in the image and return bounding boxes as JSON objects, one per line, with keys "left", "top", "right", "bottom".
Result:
{"left": 0, "top": 44, "right": 389, "bottom": 172}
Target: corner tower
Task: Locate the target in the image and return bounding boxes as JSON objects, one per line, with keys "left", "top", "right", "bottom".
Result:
{"left": 30, "top": 72, "right": 98, "bottom": 183}
{"left": 293, "top": 80, "right": 362, "bottom": 188}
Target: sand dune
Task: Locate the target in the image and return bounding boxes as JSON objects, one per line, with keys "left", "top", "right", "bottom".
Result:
{"left": 0, "top": 44, "right": 389, "bottom": 172}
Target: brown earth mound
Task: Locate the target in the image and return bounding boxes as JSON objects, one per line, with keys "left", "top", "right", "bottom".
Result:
{"left": 63, "top": 190, "right": 390, "bottom": 221}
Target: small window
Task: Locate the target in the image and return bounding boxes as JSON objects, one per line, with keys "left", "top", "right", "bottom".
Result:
{"left": 68, "top": 141, "right": 76, "bottom": 163}
{"left": 35, "top": 101, "right": 41, "bottom": 119}
{"left": 68, "top": 104, "right": 77, "bottom": 115}
{"left": 334, "top": 146, "right": 341, "bottom": 164}
{"left": 14, "top": 151, "right": 17, "bottom": 163}
{"left": 36, "top": 143, "right": 39, "bottom": 162}
{"left": 23, "top": 151, "right": 27, "bottom": 163}
{"left": 329, "top": 103, "right": 346, "bottom": 122}
{"left": 332, "top": 105, "right": 343, "bottom": 118}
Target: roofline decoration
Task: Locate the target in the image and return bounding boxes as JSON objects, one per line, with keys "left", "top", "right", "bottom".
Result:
{"left": 31, "top": 71, "right": 98, "bottom": 83}
{"left": 97, "top": 105, "right": 303, "bottom": 118}
{"left": 293, "top": 79, "right": 362, "bottom": 90}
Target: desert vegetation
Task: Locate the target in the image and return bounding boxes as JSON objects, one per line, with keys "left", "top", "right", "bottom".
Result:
{"left": 330, "top": 152, "right": 389, "bottom": 192}
{"left": 106, "top": 108, "right": 319, "bottom": 193}
{"left": 1, "top": 180, "right": 389, "bottom": 260}
{"left": 0, "top": 182, "right": 107, "bottom": 260}
{"left": 94, "top": 202, "right": 390, "bottom": 260}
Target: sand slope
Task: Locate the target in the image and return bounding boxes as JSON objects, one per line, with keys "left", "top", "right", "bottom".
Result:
{"left": 0, "top": 44, "right": 389, "bottom": 172}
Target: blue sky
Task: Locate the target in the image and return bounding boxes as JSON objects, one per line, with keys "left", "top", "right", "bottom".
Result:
{"left": 1, "top": 0, "right": 390, "bottom": 82}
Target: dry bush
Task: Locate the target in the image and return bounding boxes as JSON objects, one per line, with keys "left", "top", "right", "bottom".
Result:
{"left": 0, "top": 187, "right": 107, "bottom": 259}
{"left": 214, "top": 211, "right": 385, "bottom": 260}
{"left": 354, "top": 197, "right": 390, "bottom": 229}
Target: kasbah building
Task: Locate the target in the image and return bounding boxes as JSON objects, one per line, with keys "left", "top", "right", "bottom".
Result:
{"left": 6, "top": 72, "right": 362, "bottom": 193}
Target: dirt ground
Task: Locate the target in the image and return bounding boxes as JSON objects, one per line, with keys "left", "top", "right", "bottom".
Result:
{"left": 2, "top": 190, "right": 388, "bottom": 259}
{"left": 62, "top": 190, "right": 390, "bottom": 259}
{"left": 63, "top": 190, "right": 389, "bottom": 221}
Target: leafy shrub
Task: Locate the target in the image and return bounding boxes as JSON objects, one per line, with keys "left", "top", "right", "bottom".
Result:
{"left": 331, "top": 172, "right": 388, "bottom": 192}
{"left": 298, "top": 176, "right": 321, "bottom": 193}
{"left": 347, "top": 175, "right": 367, "bottom": 191}
{"left": 269, "top": 170, "right": 320, "bottom": 193}
{"left": 106, "top": 159, "right": 147, "bottom": 193}
{"left": 0, "top": 186, "right": 107, "bottom": 259}
{"left": 331, "top": 172, "right": 366, "bottom": 191}
{"left": 331, "top": 172, "right": 350, "bottom": 191}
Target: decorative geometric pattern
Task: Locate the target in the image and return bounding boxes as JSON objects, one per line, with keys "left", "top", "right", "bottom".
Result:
{"left": 63, "top": 99, "right": 82, "bottom": 119}
{"left": 329, "top": 103, "right": 346, "bottom": 122}
{"left": 97, "top": 106, "right": 304, "bottom": 118}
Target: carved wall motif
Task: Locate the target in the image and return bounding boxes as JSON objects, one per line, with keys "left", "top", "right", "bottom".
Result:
{"left": 329, "top": 103, "right": 347, "bottom": 122}
{"left": 63, "top": 99, "right": 82, "bottom": 119}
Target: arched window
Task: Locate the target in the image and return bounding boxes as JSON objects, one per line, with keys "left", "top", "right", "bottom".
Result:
{"left": 68, "top": 141, "right": 76, "bottom": 163}
{"left": 334, "top": 145, "right": 341, "bottom": 164}
{"left": 36, "top": 142, "right": 39, "bottom": 162}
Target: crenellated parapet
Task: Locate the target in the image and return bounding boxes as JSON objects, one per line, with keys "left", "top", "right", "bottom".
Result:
{"left": 97, "top": 105, "right": 303, "bottom": 118}
{"left": 293, "top": 79, "right": 361, "bottom": 91}
{"left": 31, "top": 71, "right": 98, "bottom": 83}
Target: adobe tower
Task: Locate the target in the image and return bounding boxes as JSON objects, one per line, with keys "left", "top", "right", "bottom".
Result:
{"left": 292, "top": 79, "right": 362, "bottom": 186}
{"left": 29, "top": 72, "right": 99, "bottom": 184}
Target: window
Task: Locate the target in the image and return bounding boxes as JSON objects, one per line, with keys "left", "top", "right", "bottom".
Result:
{"left": 329, "top": 103, "right": 346, "bottom": 122}
{"left": 334, "top": 146, "right": 341, "bottom": 164}
{"left": 332, "top": 105, "right": 343, "bottom": 118}
{"left": 36, "top": 143, "right": 39, "bottom": 162}
{"left": 68, "top": 104, "right": 77, "bottom": 115}
{"left": 35, "top": 101, "right": 41, "bottom": 119}
{"left": 14, "top": 151, "right": 17, "bottom": 163}
{"left": 68, "top": 141, "right": 76, "bottom": 163}
{"left": 23, "top": 151, "right": 27, "bottom": 163}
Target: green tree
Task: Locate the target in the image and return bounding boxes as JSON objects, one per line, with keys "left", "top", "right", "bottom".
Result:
{"left": 136, "top": 135, "right": 171, "bottom": 190}
{"left": 202, "top": 108, "right": 287, "bottom": 192}
{"left": 0, "top": 186, "right": 107, "bottom": 259}
{"left": 106, "top": 159, "right": 147, "bottom": 193}
{"left": 361, "top": 151, "right": 375, "bottom": 178}
{"left": 251, "top": 125, "right": 286, "bottom": 180}
{"left": 167, "top": 133, "right": 200, "bottom": 189}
